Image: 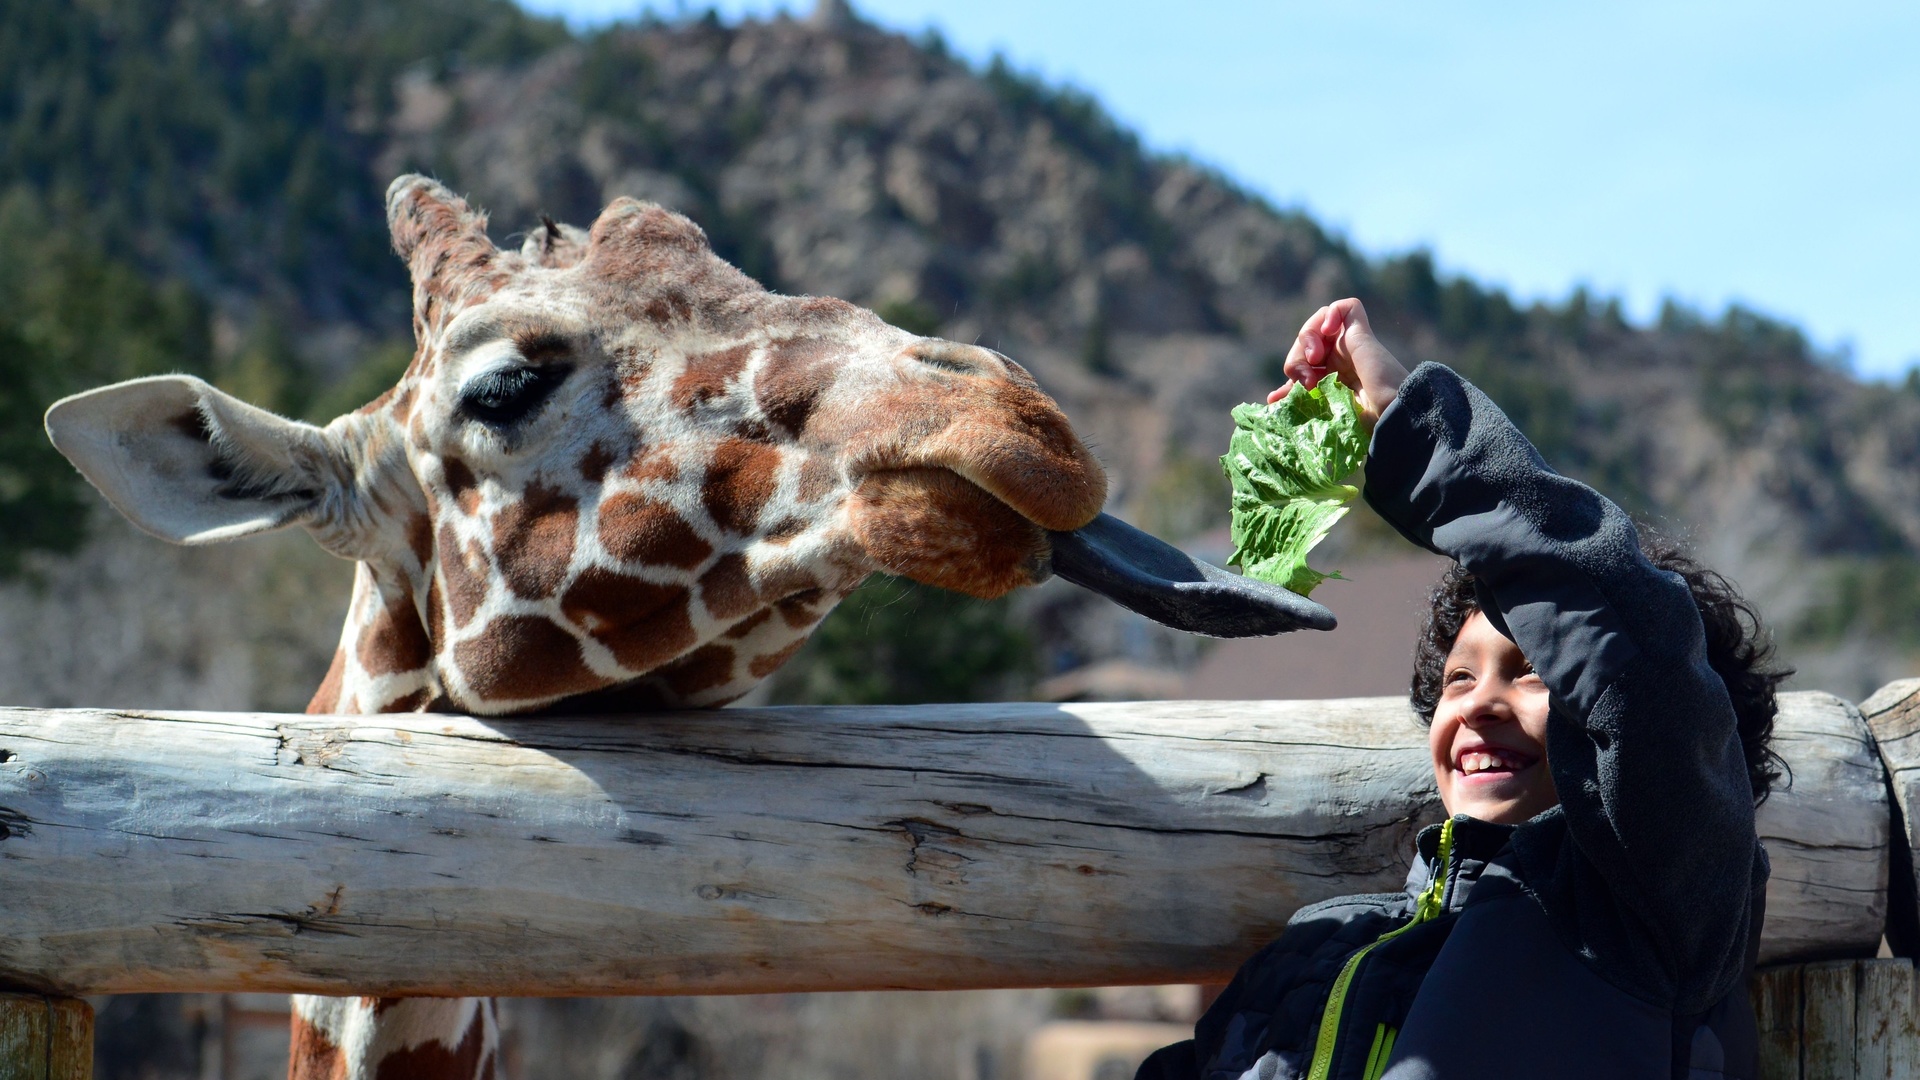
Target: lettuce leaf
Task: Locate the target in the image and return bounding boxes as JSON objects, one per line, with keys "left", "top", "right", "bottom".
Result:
{"left": 1221, "top": 376, "right": 1367, "bottom": 596}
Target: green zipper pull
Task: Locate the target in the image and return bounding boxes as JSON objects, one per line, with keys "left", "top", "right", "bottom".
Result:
{"left": 1304, "top": 818, "right": 1454, "bottom": 1080}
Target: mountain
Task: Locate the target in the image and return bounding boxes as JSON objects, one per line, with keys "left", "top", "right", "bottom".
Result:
{"left": 3, "top": 0, "right": 1916, "bottom": 704}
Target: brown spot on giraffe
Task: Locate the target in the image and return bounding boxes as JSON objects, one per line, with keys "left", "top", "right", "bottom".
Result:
{"left": 492, "top": 481, "right": 579, "bottom": 600}
{"left": 579, "top": 441, "right": 619, "bottom": 484}
{"left": 639, "top": 290, "right": 695, "bottom": 326}
{"left": 756, "top": 335, "right": 835, "bottom": 438}
{"left": 776, "top": 587, "right": 827, "bottom": 629}
{"left": 455, "top": 616, "right": 598, "bottom": 702}
{"left": 659, "top": 643, "right": 737, "bottom": 697}
{"left": 722, "top": 609, "right": 773, "bottom": 640}
{"left": 560, "top": 567, "right": 697, "bottom": 670}
{"left": 359, "top": 592, "right": 433, "bottom": 677}
{"left": 672, "top": 343, "right": 753, "bottom": 411}
{"left": 382, "top": 688, "right": 433, "bottom": 713}
{"left": 731, "top": 416, "right": 774, "bottom": 443}
{"left": 370, "top": 1017, "right": 493, "bottom": 1080}
{"left": 762, "top": 516, "right": 809, "bottom": 543}
{"left": 624, "top": 447, "right": 678, "bottom": 484}
{"left": 698, "top": 553, "right": 759, "bottom": 620}
{"left": 796, "top": 456, "right": 841, "bottom": 503}
{"left": 443, "top": 457, "right": 483, "bottom": 517}
{"left": 387, "top": 381, "right": 416, "bottom": 421}
{"left": 598, "top": 493, "right": 712, "bottom": 569}
{"left": 289, "top": 1016, "right": 350, "bottom": 1080}
{"left": 405, "top": 513, "right": 434, "bottom": 568}
{"left": 749, "top": 638, "right": 808, "bottom": 679}
{"left": 703, "top": 438, "right": 780, "bottom": 535}
{"left": 438, "top": 524, "right": 491, "bottom": 629}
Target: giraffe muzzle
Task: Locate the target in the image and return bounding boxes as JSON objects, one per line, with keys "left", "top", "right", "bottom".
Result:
{"left": 1047, "top": 513, "right": 1336, "bottom": 638}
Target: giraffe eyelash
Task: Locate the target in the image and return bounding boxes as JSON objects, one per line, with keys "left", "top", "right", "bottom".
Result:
{"left": 459, "top": 364, "right": 574, "bottom": 427}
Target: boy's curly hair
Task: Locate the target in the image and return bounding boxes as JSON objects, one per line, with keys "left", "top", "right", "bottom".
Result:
{"left": 1408, "top": 535, "right": 1791, "bottom": 805}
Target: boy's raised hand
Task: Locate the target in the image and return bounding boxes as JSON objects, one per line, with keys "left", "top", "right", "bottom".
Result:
{"left": 1268, "top": 298, "right": 1408, "bottom": 430}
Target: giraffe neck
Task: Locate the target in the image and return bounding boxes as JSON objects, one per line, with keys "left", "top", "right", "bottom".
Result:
{"left": 290, "top": 996, "right": 498, "bottom": 1080}
{"left": 297, "top": 486, "right": 489, "bottom": 1078}
{"left": 308, "top": 563, "right": 438, "bottom": 715}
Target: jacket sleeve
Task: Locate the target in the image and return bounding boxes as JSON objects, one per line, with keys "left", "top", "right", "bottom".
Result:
{"left": 1362, "top": 362, "right": 1765, "bottom": 1013}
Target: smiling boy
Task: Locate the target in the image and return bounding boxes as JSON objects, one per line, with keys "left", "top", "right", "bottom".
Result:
{"left": 1139, "top": 299, "right": 1786, "bottom": 1080}
{"left": 1428, "top": 606, "right": 1560, "bottom": 825}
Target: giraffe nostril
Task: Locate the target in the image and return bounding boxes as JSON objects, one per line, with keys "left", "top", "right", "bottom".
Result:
{"left": 906, "top": 340, "right": 996, "bottom": 377}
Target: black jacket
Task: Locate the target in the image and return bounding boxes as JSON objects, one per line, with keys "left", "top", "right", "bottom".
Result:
{"left": 1139, "top": 363, "right": 1769, "bottom": 1080}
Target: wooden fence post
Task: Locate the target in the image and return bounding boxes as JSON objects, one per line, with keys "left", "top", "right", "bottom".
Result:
{"left": 0, "top": 995, "right": 91, "bottom": 1080}
{"left": 1751, "top": 959, "right": 1920, "bottom": 1080}
{"left": 1753, "top": 964, "right": 1803, "bottom": 1079}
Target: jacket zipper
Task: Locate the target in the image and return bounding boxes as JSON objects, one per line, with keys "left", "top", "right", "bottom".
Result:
{"left": 1304, "top": 817, "right": 1455, "bottom": 1080}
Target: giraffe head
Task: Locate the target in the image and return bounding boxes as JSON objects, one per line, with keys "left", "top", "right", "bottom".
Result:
{"left": 46, "top": 176, "right": 1327, "bottom": 715}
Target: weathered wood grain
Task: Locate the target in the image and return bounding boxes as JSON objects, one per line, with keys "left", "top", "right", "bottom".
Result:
{"left": 0, "top": 698, "right": 1437, "bottom": 997}
{"left": 0, "top": 996, "right": 91, "bottom": 1080}
{"left": 1758, "top": 959, "right": 1920, "bottom": 1080}
{"left": 1863, "top": 679, "right": 1920, "bottom": 950}
{"left": 1758, "top": 693, "right": 1890, "bottom": 964}
{"left": 0, "top": 692, "right": 1889, "bottom": 997}
{"left": 1752, "top": 965, "right": 1802, "bottom": 1080}
{"left": 1801, "top": 961, "right": 1856, "bottom": 1079}
{"left": 1855, "top": 959, "right": 1920, "bottom": 1078}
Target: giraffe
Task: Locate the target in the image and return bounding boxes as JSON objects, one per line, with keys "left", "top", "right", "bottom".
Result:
{"left": 45, "top": 175, "right": 1331, "bottom": 1079}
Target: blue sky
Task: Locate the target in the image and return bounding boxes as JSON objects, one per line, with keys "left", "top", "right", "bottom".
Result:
{"left": 520, "top": 0, "right": 1920, "bottom": 380}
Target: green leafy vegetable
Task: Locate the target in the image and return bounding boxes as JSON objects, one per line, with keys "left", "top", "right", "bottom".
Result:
{"left": 1221, "top": 376, "right": 1368, "bottom": 596}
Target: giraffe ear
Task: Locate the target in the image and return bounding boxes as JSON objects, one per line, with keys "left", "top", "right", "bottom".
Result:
{"left": 386, "top": 174, "right": 499, "bottom": 304}
{"left": 44, "top": 375, "right": 343, "bottom": 545}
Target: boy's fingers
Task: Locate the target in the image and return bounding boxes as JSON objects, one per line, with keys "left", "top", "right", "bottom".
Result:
{"left": 1266, "top": 381, "right": 1292, "bottom": 404}
{"left": 1341, "top": 298, "right": 1372, "bottom": 333}
{"left": 1321, "top": 303, "right": 1347, "bottom": 342}
{"left": 1283, "top": 352, "right": 1323, "bottom": 387}
{"left": 1308, "top": 327, "right": 1330, "bottom": 365}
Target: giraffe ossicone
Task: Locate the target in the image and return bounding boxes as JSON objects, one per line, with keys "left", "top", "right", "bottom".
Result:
{"left": 44, "top": 174, "right": 1332, "bottom": 1080}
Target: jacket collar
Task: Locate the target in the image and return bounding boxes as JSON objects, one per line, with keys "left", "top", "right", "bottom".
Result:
{"left": 1406, "top": 813, "right": 1521, "bottom": 909}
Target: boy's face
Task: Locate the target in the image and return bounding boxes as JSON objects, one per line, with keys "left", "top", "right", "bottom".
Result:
{"left": 1430, "top": 610, "right": 1558, "bottom": 824}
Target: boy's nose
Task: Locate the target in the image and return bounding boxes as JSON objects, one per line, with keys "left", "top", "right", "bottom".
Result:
{"left": 1459, "top": 693, "right": 1516, "bottom": 727}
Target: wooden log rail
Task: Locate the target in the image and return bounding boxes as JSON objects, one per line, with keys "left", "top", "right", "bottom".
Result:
{"left": 1, "top": 686, "right": 1913, "bottom": 1000}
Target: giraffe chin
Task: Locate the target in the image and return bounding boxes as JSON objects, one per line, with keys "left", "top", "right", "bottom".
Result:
{"left": 849, "top": 467, "right": 1053, "bottom": 599}
{"left": 1047, "top": 513, "right": 1337, "bottom": 638}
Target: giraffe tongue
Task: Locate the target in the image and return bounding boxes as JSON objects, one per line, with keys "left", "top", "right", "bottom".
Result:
{"left": 1047, "top": 513, "right": 1336, "bottom": 638}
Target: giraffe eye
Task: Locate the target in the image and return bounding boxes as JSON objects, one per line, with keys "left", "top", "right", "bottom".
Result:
{"left": 460, "top": 365, "right": 572, "bottom": 427}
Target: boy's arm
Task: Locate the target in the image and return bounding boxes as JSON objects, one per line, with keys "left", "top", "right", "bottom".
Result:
{"left": 1364, "top": 361, "right": 1763, "bottom": 1013}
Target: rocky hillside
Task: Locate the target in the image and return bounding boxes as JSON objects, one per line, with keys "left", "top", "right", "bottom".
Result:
{"left": 6, "top": 0, "right": 1915, "bottom": 704}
